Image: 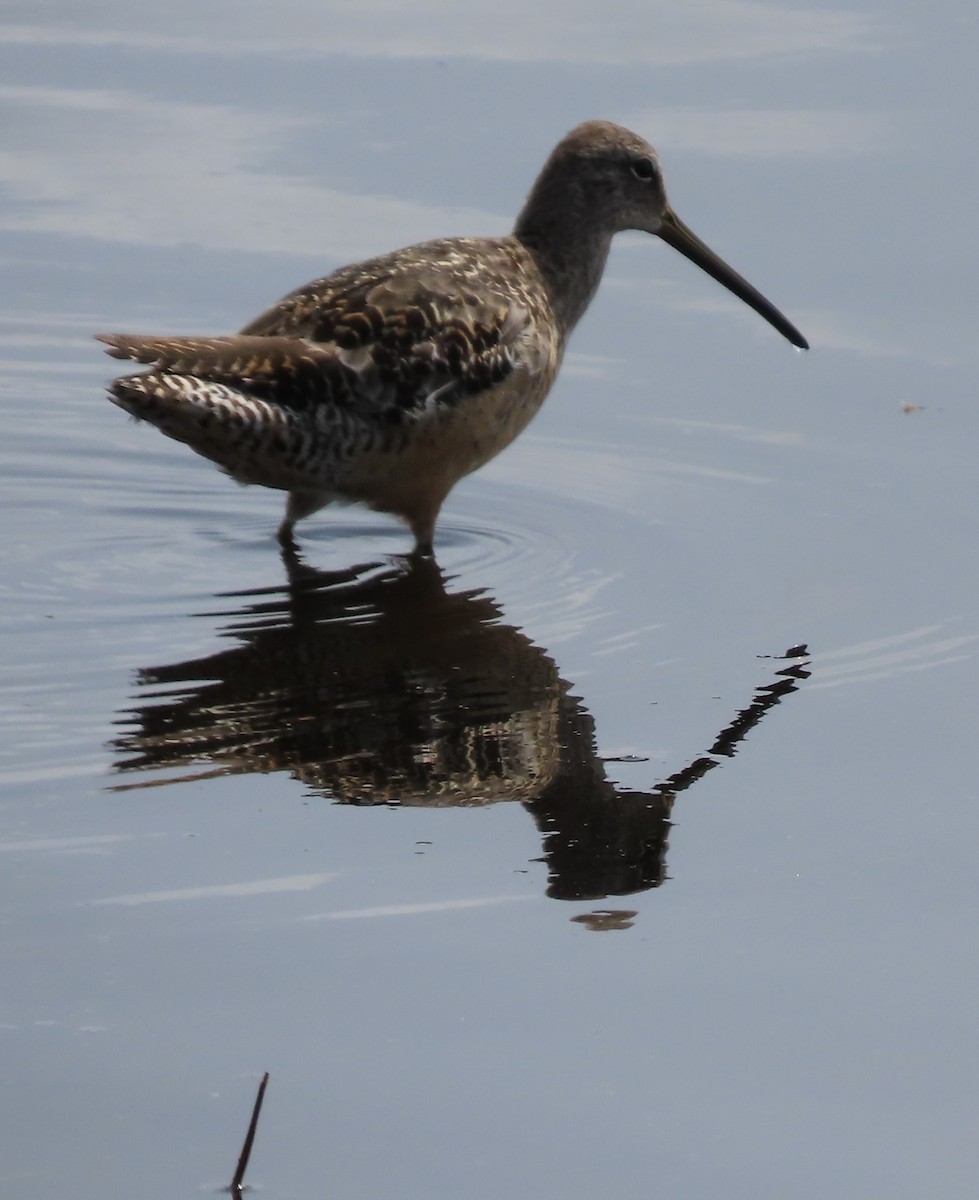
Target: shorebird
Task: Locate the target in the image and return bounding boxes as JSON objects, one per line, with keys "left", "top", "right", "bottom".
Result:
{"left": 99, "top": 120, "right": 807, "bottom": 555}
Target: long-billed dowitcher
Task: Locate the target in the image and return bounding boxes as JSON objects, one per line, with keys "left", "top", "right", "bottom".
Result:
{"left": 99, "top": 120, "right": 807, "bottom": 554}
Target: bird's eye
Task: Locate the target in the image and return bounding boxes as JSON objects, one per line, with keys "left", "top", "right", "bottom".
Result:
{"left": 630, "top": 156, "right": 656, "bottom": 182}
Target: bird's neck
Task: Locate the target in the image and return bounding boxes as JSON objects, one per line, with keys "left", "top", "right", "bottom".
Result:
{"left": 513, "top": 195, "right": 614, "bottom": 336}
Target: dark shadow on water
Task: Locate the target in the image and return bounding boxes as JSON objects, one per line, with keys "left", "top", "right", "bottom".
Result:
{"left": 111, "top": 548, "right": 809, "bottom": 904}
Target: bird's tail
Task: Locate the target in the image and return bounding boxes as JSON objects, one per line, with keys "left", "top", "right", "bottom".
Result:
{"left": 107, "top": 370, "right": 300, "bottom": 488}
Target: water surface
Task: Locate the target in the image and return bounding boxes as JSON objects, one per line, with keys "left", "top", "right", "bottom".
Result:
{"left": 3, "top": 4, "right": 979, "bottom": 1198}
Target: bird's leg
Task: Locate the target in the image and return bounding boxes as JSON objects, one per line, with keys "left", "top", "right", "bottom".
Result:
{"left": 276, "top": 518, "right": 299, "bottom": 549}
{"left": 278, "top": 489, "right": 329, "bottom": 545}
{"left": 407, "top": 507, "right": 438, "bottom": 559}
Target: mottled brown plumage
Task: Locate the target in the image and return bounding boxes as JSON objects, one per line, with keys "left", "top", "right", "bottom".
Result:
{"left": 99, "top": 120, "right": 807, "bottom": 554}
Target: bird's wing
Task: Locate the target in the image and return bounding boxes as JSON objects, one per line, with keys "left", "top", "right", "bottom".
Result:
{"left": 96, "top": 333, "right": 342, "bottom": 407}
{"left": 98, "top": 239, "right": 554, "bottom": 422}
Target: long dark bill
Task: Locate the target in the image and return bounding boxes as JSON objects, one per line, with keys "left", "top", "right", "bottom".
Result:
{"left": 659, "top": 207, "right": 809, "bottom": 350}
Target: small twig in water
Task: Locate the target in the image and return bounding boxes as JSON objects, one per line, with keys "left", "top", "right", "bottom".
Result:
{"left": 228, "top": 1072, "right": 269, "bottom": 1197}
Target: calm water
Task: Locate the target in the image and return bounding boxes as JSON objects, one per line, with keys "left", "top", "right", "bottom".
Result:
{"left": 3, "top": 3, "right": 979, "bottom": 1197}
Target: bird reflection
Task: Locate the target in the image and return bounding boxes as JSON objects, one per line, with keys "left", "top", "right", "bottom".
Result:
{"left": 111, "top": 550, "right": 808, "bottom": 904}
